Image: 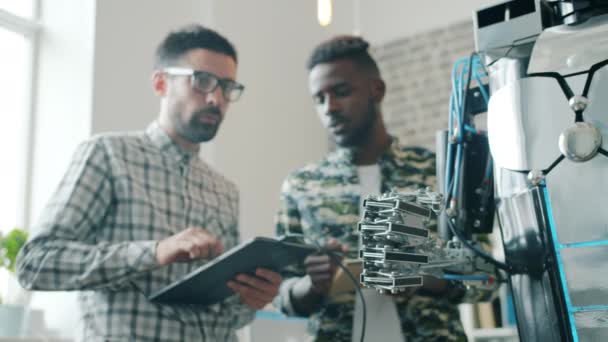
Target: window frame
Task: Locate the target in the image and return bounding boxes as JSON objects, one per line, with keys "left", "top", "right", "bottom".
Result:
{"left": 0, "top": 2, "right": 41, "bottom": 230}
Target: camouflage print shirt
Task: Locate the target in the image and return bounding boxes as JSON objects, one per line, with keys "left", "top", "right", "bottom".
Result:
{"left": 275, "top": 138, "right": 467, "bottom": 342}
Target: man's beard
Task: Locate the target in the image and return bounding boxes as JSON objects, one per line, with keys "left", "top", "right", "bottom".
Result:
{"left": 334, "top": 100, "right": 376, "bottom": 148}
{"left": 174, "top": 107, "right": 222, "bottom": 143}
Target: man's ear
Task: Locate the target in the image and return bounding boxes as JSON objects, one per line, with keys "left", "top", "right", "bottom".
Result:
{"left": 152, "top": 70, "right": 168, "bottom": 97}
{"left": 371, "top": 79, "right": 386, "bottom": 103}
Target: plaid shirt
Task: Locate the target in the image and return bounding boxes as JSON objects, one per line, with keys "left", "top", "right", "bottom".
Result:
{"left": 16, "top": 122, "right": 255, "bottom": 341}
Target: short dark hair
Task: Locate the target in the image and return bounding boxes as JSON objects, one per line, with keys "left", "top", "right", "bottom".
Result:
{"left": 155, "top": 24, "right": 237, "bottom": 68}
{"left": 307, "top": 35, "right": 380, "bottom": 77}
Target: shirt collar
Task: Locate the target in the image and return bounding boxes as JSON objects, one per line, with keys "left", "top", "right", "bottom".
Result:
{"left": 145, "top": 121, "right": 199, "bottom": 163}
{"left": 334, "top": 136, "right": 400, "bottom": 165}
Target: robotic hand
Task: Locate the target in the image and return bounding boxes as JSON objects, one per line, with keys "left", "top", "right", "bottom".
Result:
{"left": 358, "top": 189, "right": 498, "bottom": 296}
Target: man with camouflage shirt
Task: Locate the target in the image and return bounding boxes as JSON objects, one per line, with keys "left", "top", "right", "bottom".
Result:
{"left": 274, "top": 36, "right": 468, "bottom": 341}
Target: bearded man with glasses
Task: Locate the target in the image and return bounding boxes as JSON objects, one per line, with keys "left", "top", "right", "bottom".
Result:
{"left": 16, "top": 24, "right": 281, "bottom": 342}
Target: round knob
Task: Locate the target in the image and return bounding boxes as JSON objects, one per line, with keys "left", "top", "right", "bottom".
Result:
{"left": 527, "top": 169, "right": 545, "bottom": 185}
{"left": 569, "top": 95, "right": 589, "bottom": 112}
{"left": 558, "top": 122, "right": 602, "bottom": 162}
{"left": 568, "top": 95, "right": 589, "bottom": 111}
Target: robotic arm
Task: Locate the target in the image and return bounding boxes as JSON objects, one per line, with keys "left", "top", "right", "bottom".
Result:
{"left": 358, "top": 189, "right": 498, "bottom": 296}
{"left": 361, "top": 1, "right": 608, "bottom": 341}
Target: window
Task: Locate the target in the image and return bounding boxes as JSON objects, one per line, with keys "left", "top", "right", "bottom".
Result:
{"left": 0, "top": 0, "right": 39, "bottom": 301}
{"left": 0, "top": 0, "right": 35, "bottom": 19}
{"left": 0, "top": 2, "right": 38, "bottom": 234}
{"left": 0, "top": 27, "right": 30, "bottom": 235}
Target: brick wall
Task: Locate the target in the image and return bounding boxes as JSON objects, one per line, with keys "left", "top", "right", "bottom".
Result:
{"left": 372, "top": 20, "right": 475, "bottom": 150}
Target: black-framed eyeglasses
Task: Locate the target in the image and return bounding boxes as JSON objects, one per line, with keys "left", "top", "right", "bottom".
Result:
{"left": 164, "top": 67, "right": 245, "bottom": 102}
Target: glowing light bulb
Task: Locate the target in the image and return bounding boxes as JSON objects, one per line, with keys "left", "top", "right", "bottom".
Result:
{"left": 318, "top": 0, "right": 332, "bottom": 27}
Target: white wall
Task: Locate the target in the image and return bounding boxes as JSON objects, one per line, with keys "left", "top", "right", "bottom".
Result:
{"left": 91, "top": 0, "right": 212, "bottom": 134}
{"left": 211, "top": 0, "right": 355, "bottom": 239}
{"left": 357, "top": 0, "right": 498, "bottom": 45}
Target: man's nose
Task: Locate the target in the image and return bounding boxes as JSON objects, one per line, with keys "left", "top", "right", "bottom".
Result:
{"left": 205, "top": 86, "right": 224, "bottom": 107}
{"left": 323, "top": 95, "right": 340, "bottom": 116}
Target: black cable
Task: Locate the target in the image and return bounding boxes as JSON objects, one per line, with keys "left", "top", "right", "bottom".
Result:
{"left": 444, "top": 137, "right": 456, "bottom": 206}
{"left": 560, "top": 10, "right": 579, "bottom": 20}
{"left": 486, "top": 45, "right": 514, "bottom": 67}
{"left": 483, "top": 33, "right": 539, "bottom": 68}
{"left": 327, "top": 251, "right": 366, "bottom": 342}
{"left": 291, "top": 237, "right": 367, "bottom": 342}
{"left": 575, "top": 110, "right": 584, "bottom": 123}
{"left": 446, "top": 216, "right": 511, "bottom": 272}
{"left": 543, "top": 155, "right": 565, "bottom": 175}
{"left": 499, "top": 153, "right": 565, "bottom": 177}
{"left": 582, "top": 58, "right": 608, "bottom": 97}
{"left": 494, "top": 212, "right": 511, "bottom": 284}
{"left": 527, "top": 72, "right": 575, "bottom": 99}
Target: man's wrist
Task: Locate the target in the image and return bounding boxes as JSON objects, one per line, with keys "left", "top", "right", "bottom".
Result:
{"left": 289, "top": 276, "right": 324, "bottom": 315}
{"left": 444, "top": 280, "right": 466, "bottom": 302}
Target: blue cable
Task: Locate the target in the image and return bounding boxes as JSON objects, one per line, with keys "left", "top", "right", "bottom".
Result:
{"left": 447, "top": 55, "right": 491, "bottom": 200}
{"left": 442, "top": 274, "right": 491, "bottom": 281}
{"left": 457, "top": 62, "right": 467, "bottom": 139}
{"left": 464, "top": 124, "right": 478, "bottom": 134}
{"left": 446, "top": 95, "right": 455, "bottom": 195}
{"left": 448, "top": 58, "right": 468, "bottom": 199}
{"left": 472, "top": 57, "right": 490, "bottom": 104}
{"left": 451, "top": 143, "right": 463, "bottom": 199}
{"left": 473, "top": 72, "right": 490, "bottom": 104}
{"left": 446, "top": 58, "right": 467, "bottom": 196}
{"left": 452, "top": 58, "right": 469, "bottom": 200}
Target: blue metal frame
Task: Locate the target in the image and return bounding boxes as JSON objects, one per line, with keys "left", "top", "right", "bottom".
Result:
{"left": 543, "top": 184, "right": 608, "bottom": 340}
{"left": 542, "top": 185, "right": 579, "bottom": 341}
